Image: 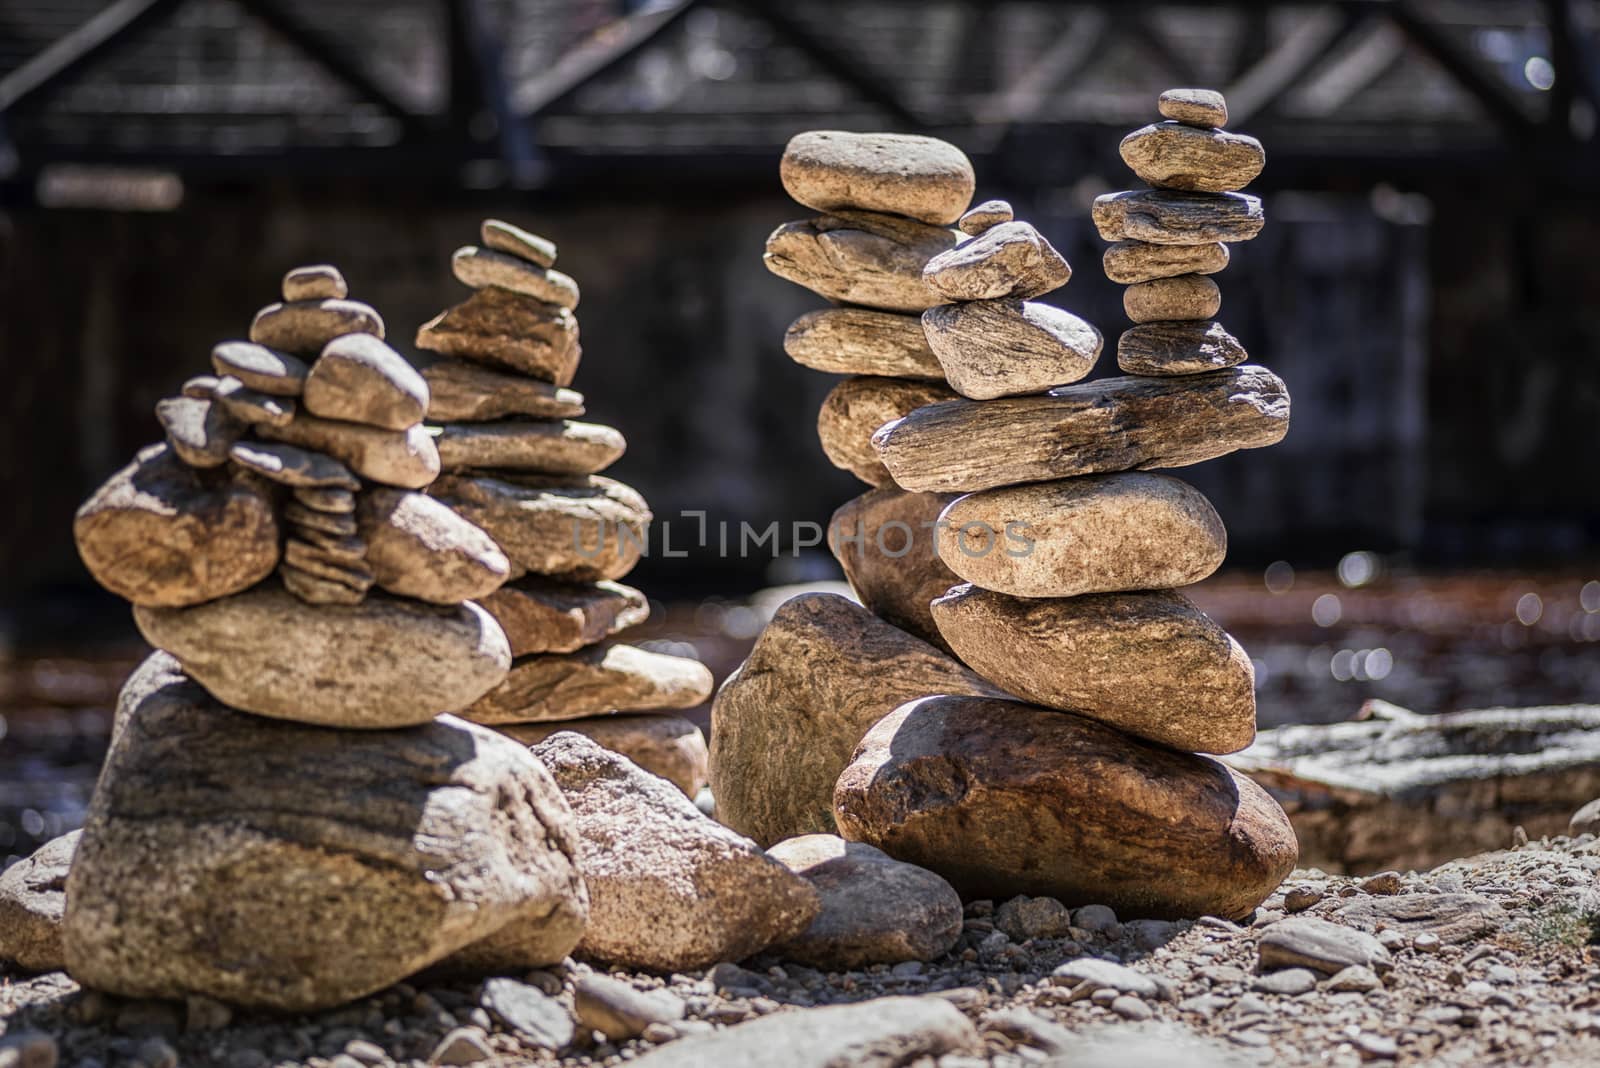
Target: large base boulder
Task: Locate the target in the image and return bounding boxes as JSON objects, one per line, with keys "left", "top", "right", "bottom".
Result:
{"left": 0, "top": 831, "right": 78, "bottom": 972}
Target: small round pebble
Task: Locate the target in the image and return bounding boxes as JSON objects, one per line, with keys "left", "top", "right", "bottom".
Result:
{"left": 1111, "top": 994, "right": 1152, "bottom": 1020}
{"left": 1359, "top": 871, "right": 1403, "bottom": 895}
{"left": 282, "top": 264, "right": 348, "bottom": 302}
{"left": 1283, "top": 885, "right": 1324, "bottom": 912}
{"left": 958, "top": 199, "right": 1014, "bottom": 236}
{"left": 1159, "top": 88, "right": 1228, "bottom": 128}
{"left": 1413, "top": 932, "right": 1442, "bottom": 953}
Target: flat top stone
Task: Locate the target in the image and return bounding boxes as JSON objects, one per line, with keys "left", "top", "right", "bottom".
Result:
{"left": 780, "top": 130, "right": 975, "bottom": 226}
{"left": 282, "top": 264, "right": 347, "bottom": 302}
{"left": 228, "top": 441, "right": 359, "bottom": 490}
{"left": 481, "top": 219, "right": 557, "bottom": 268}
{"left": 958, "top": 199, "right": 1013, "bottom": 235}
{"left": 1052, "top": 958, "right": 1162, "bottom": 998}
{"left": 1120, "top": 122, "right": 1265, "bottom": 193}
{"left": 210, "top": 341, "right": 308, "bottom": 397}
{"left": 1258, "top": 915, "right": 1393, "bottom": 976}
{"left": 452, "top": 246, "right": 580, "bottom": 311}
{"left": 249, "top": 298, "right": 385, "bottom": 357}
{"left": 764, "top": 211, "right": 959, "bottom": 314}
{"left": 420, "top": 358, "right": 587, "bottom": 423}
{"left": 1093, "top": 189, "right": 1264, "bottom": 246}
{"left": 1160, "top": 88, "right": 1228, "bottom": 127}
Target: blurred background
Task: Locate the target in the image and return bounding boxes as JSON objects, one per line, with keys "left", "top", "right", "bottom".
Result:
{"left": 0, "top": 0, "right": 1597, "bottom": 862}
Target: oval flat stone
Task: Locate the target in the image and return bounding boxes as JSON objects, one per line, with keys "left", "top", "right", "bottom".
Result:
{"left": 464, "top": 643, "right": 713, "bottom": 725}
{"left": 764, "top": 212, "right": 958, "bottom": 313}
{"left": 416, "top": 287, "right": 581, "bottom": 384}
{"left": 818, "top": 376, "right": 960, "bottom": 487}
{"left": 303, "top": 333, "right": 429, "bottom": 431}
{"left": 1118, "top": 320, "right": 1247, "bottom": 376}
{"left": 228, "top": 441, "right": 359, "bottom": 489}
{"left": 421, "top": 358, "right": 585, "bottom": 422}
{"left": 134, "top": 584, "right": 511, "bottom": 727}
{"left": 1093, "top": 190, "right": 1264, "bottom": 245}
{"left": 923, "top": 221, "right": 1070, "bottom": 301}
{"left": 293, "top": 485, "right": 356, "bottom": 513}
{"left": 497, "top": 714, "right": 706, "bottom": 797}
{"left": 784, "top": 307, "right": 944, "bottom": 380}
{"left": 280, "top": 562, "right": 365, "bottom": 606}
{"left": 923, "top": 299, "right": 1100, "bottom": 399}
{"left": 258, "top": 412, "right": 440, "bottom": 489}
{"left": 435, "top": 419, "right": 625, "bottom": 476}
{"left": 482, "top": 218, "right": 557, "bottom": 268}
{"left": 958, "top": 199, "right": 1013, "bottom": 235}
{"left": 249, "top": 298, "right": 385, "bottom": 356}
{"left": 284, "top": 501, "right": 357, "bottom": 536}
{"left": 356, "top": 488, "right": 510, "bottom": 605}
{"left": 829, "top": 486, "right": 959, "bottom": 650}
{"left": 213, "top": 375, "right": 295, "bottom": 428}
{"left": 452, "top": 246, "right": 580, "bottom": 310}
{"left": 1160, "top": 87, "right": 1228, "bottom": 128}
{"left": 477, "top": 577, "right": 649, "bottom": 657}
{"left": 833, "top": 695, "right": 1298, "bottom": 918}
{"left": 1103, "top": 240, "right": 1229, "bottom": 284}
{"left": 1120, "top": 123, "right": 1265, "bottom": 192}
{"left": 931, "top": 584, "right": 1256, "bottom": 754}
{"left": 281, "top": 264, "right": 347, "bottom": 302}
{"left": 282, "top": 539, "right": 374, "bottom": 593}
{"left": 156, "top": 396, "right": 243, "bottom": 468}
{"left": 780, "top": 131, "right": 975, "bottom": 226}
{"left": 211, "top": 341, "right": 309, "bottom": 396}
{"left": 1124, "top": 273, "right": 1220, "bottom": 322}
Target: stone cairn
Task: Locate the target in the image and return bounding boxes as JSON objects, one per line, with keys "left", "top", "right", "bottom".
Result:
{"left": 717, "top": 99, "right": 1301, "bottom": 922}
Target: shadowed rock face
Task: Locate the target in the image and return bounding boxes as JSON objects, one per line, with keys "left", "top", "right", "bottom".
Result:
{"left": 0, "top": 830, "right": 78, "bottom": 972}
{"left": 763, "top": 212, "right": 959, "bottom": 313}
{"left": 829, "top": 486, "right": 961, "bottom": 650}
{"left": 834, "top": 695, "right": 1298, "bottom": 920}
{"left": 817, "top": 376, "right": 960, "bottom": 487}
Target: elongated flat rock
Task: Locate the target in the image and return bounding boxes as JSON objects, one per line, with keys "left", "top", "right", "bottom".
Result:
{"left": 452, "top": 246, "right": 580, "bottom": 310}
{"left": 784, "top": 307, "right": 944, "bottom": 380}
{"left": 764, "top": 211, "right": 958, "bottom": 313}
{"left": 709, "top": 593, "right": 1010, "bottom": 847}
{"left": 259, "top": 411, "right": 440, "bottom": 489}
{"left": 357, "top": 488, "right": 510, "bottom": 604}
{"left": 416, "top": 286, "right": 581, "bottom": 384}
{"left": 923, "top": 221, "right": 1071, "bottom": 301}
{"left": 303, "top": 333, "right": 429, "bottom": 431}
{"left": 229, "top": 440, "right": 359, "bottom": 489}
{"left": 1093, "top": 190, "right": 1264, "bottom": 245}
{"left": 211, "top": 341, "right": 308, "bottom": 396}
{"left": 829, "top": 486, "right": 959, "bottom": 650}
{"left": 931, "top": 584, "right": 1256, "bottom": 754}
{"left": 872, "top": 365, "right": 1289, "bottom": 493}
{"left": 282, "top": 264, "right": 346, "bottom": 302}
{"left": 465, "top": 643, "right": 713, "bottom": 725}
{"left": 478, "top": 577, "right": 648, "bottom": 657}
{"left": 212, "top": 375, "right": 294, "bottom": 428}
{"left": 249, "top": 298, "right": 384, "bottom": 356}
{"left": 959, "top": 199, "right": 1012, "bottom": 235}
{"left": 834, "top": 695, "right": 1298, "bottom": 918}
{"left": 482, "top": 218, "right": 556, "bottom": 267}
{"left": 499, "top": 714, "right": 707, "bottom": 797}
{"left": 1103, "top": 239, "right": 1229, "bottom": 284}
{"left": 936, "top": 472, "right": 1226, "bottom": 597}
{"left": 818, "top": 376, "right": 960, "bottom": 487}
{"left": 1125, "top": 273, "right": 1219, "bottom": 322}
{"left": 435, "top": 419, "right": 625, "bottom": 476}
{"left": 780, "top": 131, "right": 975, "bottom": 226}
{"left": 421, "top": 358, "right": 585, "bottom": 422}
{"left": 1161, "top": 88, "right": 1228, "bottom": 127}
{"left": 922, "top": 299, "right": 1100, "bottom": 399}
{"left": 1120, "top": 122, "right": 1265, "bottom": 192}
{"left": 1118, "top": 320, "right": 1246, "bottom": 376}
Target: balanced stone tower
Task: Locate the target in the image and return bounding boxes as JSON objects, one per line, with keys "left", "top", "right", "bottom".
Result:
{"left": 718, "top": 102, "right": 1299, "bottom": 921}
{"left": 420, "top": 220, "right": 715, "bottom": 796}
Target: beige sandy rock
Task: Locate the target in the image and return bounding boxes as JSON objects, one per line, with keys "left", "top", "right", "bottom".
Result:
{"left": 258, "top": 411, "right": 440, "bottom": 489}
{"left": 498, "top": 715, "right": 707, "bottom": 798}
{"left": 779, "top": 131, "right": 975, "bottom": 226}
{"left": 958, "top": 199, "right": 1013, "bottom": 235}
{"left": 1160, "top": 87, "right": 1229, "bottom": 127}
{"left": 282, "top": 264, "right": 347, "bottom": 302}
{"left": 416, "top": 287, "right": 581, "bottom": 385}
{"left": 1124, "top": 273, "right": 1221, "bottom": 322}
{"left": 817, "top": 376, "right": 960, "bottom": 486}
{"left": 1102, "top": 240, "right": 1230, "bottom": 284}
{"left": 1093, "top": 190, "right": 1264, "bottom": 245}
{"left": 357, "top": 488, "right": 510, "bottom": 604}
{"left": 210, "top": 340, "right": 309, "bottom": 396}
{"left": 477, "top": 578, "right": 648, "bottom": 657}
{"left": 452, "top": 246, "right": 580, "bottom": 310}
{"left": 923, "top": 221, "right": 1071, "bottom": 302}
{"left": 1118, "top": 320, "right": 1247, "bottom": 375}
{"left": 0, "top": 831, "right": 77, "bottom": 972}
{"left": 302, "top": 333, "right": 429, "bottom": 431}
{"left": 829, "top": 486, "right": 959, "bottom": 650}
{"left": 922, "top": 299, "right": 1100, "bottom": 399}
{"left": 249, "top": 298, "right": 384, "bottom": 357}
{"left": 435, "top": 420, "right": 625, "bottom": 476}
{"left": 482, "top": 219, "right": 557, "bottom": 268}
{"left": 1120, "top": 122, "right": 1265, "bottom": 192}
{"left": 421, "top": 358, "right": 585, "bottom": 422}
{"left": 784, "top": 307, "right": 944, "bottom": 380}
{"left": 764, "top": 212, "right": 958, "bottom": 313}
{"left": 464, "top": 643, "right": 713, "bottom": 725}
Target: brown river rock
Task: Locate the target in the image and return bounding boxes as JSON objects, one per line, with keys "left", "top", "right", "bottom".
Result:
{"left": 415, "top": 286, "right": 581, "bottom": 385}
{"left": 1119, "top": 122, "right": 1265, "bottom": 193}
{"left": 833, "top": 695, "right": 1298, "bottom": 919}
{"left": 780, "top": 131, "right": 975, "bottom": 226}
{"left": 478, "top": 577, "right": 649, "bottom": 657}
{"left": 464, "top": 643, "right": 713, "bottom": 725}
{"left": 257, "top": 411, "right": 440, "bottom": 489}
{"left": 922, "top": 221, "right": 1071, "bottom": 302}
{"left": 763, "top": 211, "right": 959, "bottom": 313}
{"left": 829, "top": 486, "right": 960, "bottom": 650}
{"left": 1118, "top": 320, "right": 1247, "bottom": 376}
{"left": 498, "top": 715, "right": 708, "bottom": 798}
{"left": 434, "top": 419, "right": 626, "bottom": 476}
{"left": 420, "top": 358, "right": 586, "bottom": 423}
{"left": 783, "top": 307, "right": 944, "bottom": 380}
{"left": 817, "top": 376, "right": 961, "bottom": 487}
{"left": 922, "top": 298, "right": 1100, "bottom": 400}
{"left": 1102, "top": 240, "right": 1229, "bottom": 284}
{"left": 356, "top": 488, "right": 511, "bottom": 605}
{"left": 1092, "top": 189, "right": 1264, "bottom": 245}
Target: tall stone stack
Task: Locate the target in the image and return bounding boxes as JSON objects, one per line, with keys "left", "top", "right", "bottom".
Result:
{"left": 419, "top": 220, "right": 715, "bottom": 796}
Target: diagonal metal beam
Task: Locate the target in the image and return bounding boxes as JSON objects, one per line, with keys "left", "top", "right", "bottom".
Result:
{"left": 1375, "top": 0, "right": 1535, "bottom": 142}
{"left": 448, "top": 0, "right": 544, "bottom": 186}
{"left": 514, "top": 1, "right": 700, "bottom": 115}
{"left": 1225, "top": 6, "right": 1359, "bottom": 127}
{"left": 978, "top": 9, "right": 1108, "bottom": 126}
{"left": 0, "top": 0, "right": 184, "bottom": 115}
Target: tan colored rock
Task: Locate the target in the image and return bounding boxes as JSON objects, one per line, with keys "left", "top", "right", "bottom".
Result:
{"left": 931, "top": 584, "right": 1255, "bottom": 754}
{"left": 572, "top": 973, "right": 685, "bottom": 1041}
{"left": 872, "top": 365, "right": 1290, "bottom": 493}
{"left": 421, "top": 358, "right": 585, "bottom": 422}
{"left": 1103, "top": 240, "right": 1229, "bottom": 284}
{"left": 280, "top": 563, "right": 365, "bottom": 606}
{"left": 229, "top": 441, "right": 359, "bottom": 489}
{"left": 156, "top": 396, "right": 243, "bottom": 468}
{"left": 922, "top": 299, "right": 1100, "bottom": 399}
{"left": 213, "top": 375, "right": 295, "bottom": 428}
{"left": 829, "top": 486, "right": 959, "bottom": 650}
{"left": 435, "top": 420, "right": 625, "bottom": 476}
{"left": 293, "top": 485, "right": 355, "bottom": 513}
{"left": 465, "top": 643, "right": 713, "bottom": 725}
{"left": 935, "top": 473, "right": 1226, "bottom": 598}
{"left": 478, "top": 577, "right": 648, "bottom": 656}
{"left": 767, "top": 835, "right": 962, "bottom": 968}
{"left": 285, "top": 501, "right": 357, "bottom": 535}
{"left": 292, "top": 527, "right": 367, "bottom": 565}
{"left": 249, "top": 298, "right": 385, "bottom": 356}
{"left": 452, "top": 246, "right": 580, "bottom": 310}
{"left": 1120, "top": 123, "right": 1265, "bottom": 192}
{"left": 430, "top": 473, "right": 651, "bottom": 583}
{"left": 283, "top": 538, "right": 372, "bottom": 587}
{"left": 74, "top": 444, "right": 280, "bottom": 607}
{"left": 0, "top": 831, "right": 77, "bottom": 972}
{"left": 482, "top": 219, "right": 557, "bottom": 268}
{"left": 784, "top": 307, "right": 944, "bottom": 380}
{"left": 416, "top": 287, "right": 581, "bottom": 385}
{"left": 498, "top": 715, "right": 707, "bottom": 797}
{"left": 65, "top": 654, "right": 586, "bottom": 1011}
{"left": 282, "top": 264, "right": 347, "bottom": 302}
{"left": 709, "top": 593, "right": 1010, "bottom": 847}
{"left": 1160, "top": 88, "right": 1228, "bottom": 128}
{"left": 763, "top": 212, "right": 958, "bottom": 313}
{"left": 1093, "top": 190, "right": 1264, "bottom": 245}
{"left": 1124, "top": 273, "right": 1220, "bottom": 323}
{"left": 923, "top": 221, "right": 1071, "bottom": 301}
{"left": 134, "top": 584, "right": 511, "bottom": 728}
{"left": 357, "top": 488, "right": 510, "bottom": 604}
{"left": 818, "top": 376, "right": 960, "bottom": 486}
{"left": 302, "top": 333, "right": 429, "bottom": 431}
{"left": 958, "top": 199, "right": 1013, "bottom": 235}
{"left": 834, "top": 695, "right": 1298, "bottom": 918}
{"left": 1118, "top": 320, "right": 1246, "bottom": 376}
{"left": 779, "top": 131, "right": 975, "bottom": 226}
{"left": 258, "top": 411, "right": 440, "bottom": 489}
{"left": 532, "top": 732, "right": 818, "bottom": 971}
{"left": 210, "top": 340, "right": 308, "bottom": 396}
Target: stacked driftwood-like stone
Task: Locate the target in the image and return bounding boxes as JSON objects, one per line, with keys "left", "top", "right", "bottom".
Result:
{"left": 718, "top": 115, "right": 1301, "bottom": 921}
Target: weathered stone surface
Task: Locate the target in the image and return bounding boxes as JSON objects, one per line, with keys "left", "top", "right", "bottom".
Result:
{"left": 465, "top": 643, "right": 713, "bottom": 725}
{"left": 229, "top": 440, "right": 359, "bottom": 489}
{"left": 1124, "top": 273, "right": 1221, "bottom": 323}
{"left": 65, "top": 655, "right": 585, "bottom": 1011}
{"left": 710, "top": 594, "right": 1009, "bottom": 847}
{"left": 499, "top": 715, "right": 708, "bottom": 798}
{"left": 357, "top": 488, "right": 510, "bottom": 604}
{"left": 829, "top": 486, "right": 959, "bottom": 650}
{"left": 1258, "top": 916, "right": 1392, "bottom": 976}
{"left": 477, "top": 976, "right": 575, "bottom": 1048}
{"left": 818, "top": 376, "right": 960, "bottom": 486}
{"left": 134, "top": 584, "right": 511, "bottom": 727}
{"left": 1093, "top": 190, "right": 1264, "bottom": 245}
{"left": 75, "top": 444, "right": 280, "bottom": 607}
{"left": 784, "top": 307, "right": 944, "bottom": 380}
{"left": 1160, "top": 88, "right": 1228, "bottom": 128}
{"left": 249, "top": 298, "right": 385, "bottom": 356}
{"left": 872, "top": 365, "right": 1290, "bottom": 493}
{"left": 283, "top": 537, "right": 372, "bottom": 584}
{"left": 281, "top": 264, "right": 347, "bottom": 302}
{"left": 435, "top": 420, "right": 625, "bottom": 476}
{"left": 0, "top": 831, "right": 77, "bottom": 972}
{"left": 959, "top": 199, "right": 1013, "bottom": 235}
{"left": 572, "top": 973, "right": 684, "bottom": 1042}
{"left": 285, "top": 500, "right": 357, "bottom": 535}
{"left": 210, "top": 340, "right": 308, "bottom": 396}
{"left": 997, "top": 895, "right": 1073, "bottom": 941}
{"left": 212, "top": 375, "right": 295, "bottom": 428}
{"left": 922, "top": 299, "right": 1100, "bottom": 399}
{"left": 430, "top": 474, "right": 650, "bottom": 582}
{"left": 931, "top": 585, "right": 1256, "bottom": 754}
{"left": 1103, "top": 239, "right": 1230, "bottom": 284}
{"left": 279, "top": 563, "right": 364, "bottom": 606}
{"left": 1120, "top": 122, "right": 1265, "bottom": 192}
{"left": 258, "top": 411, "right": 440, "bottom": 489}
{"left": 1118, "top": 320, "right": 1247, "bottom": 375}
{"left": 834, "top": 695, "right": 1298, "bottom": 918}
{"left": 482, "top": 218, "right": 557, "bottom": 268}
{"left": 767, "top": 835, "right": 962, "bottom": 968}
{"left": 293, "top": 526, "right": 367, "bottom": 565}
{"left": 302, "top": 333, "right": 429, "bottom": 431}
{"left": 923, "top": 221, "right": 1070, "bottom": 301}
{"left": 780, "top": 131, "right": 974, "bottom": 225}
{"left": 478, "top": 577, "right": 648, "bottom": 656}
{"left": 156, "top": 396, "right": 242, "bottom": 468}
{"left": 293, "top": 484, "right": 356, "bottom": 513}
{"left": 935, "top": 473, "right": 1226, "bottom": 598}
{"left": 764, "top": 211, "right": 958, "bottom": 313}
{"left": 627, "top": 995, "right": 978, "bottom": 1067}
{"left": 1338, "top": 892, "right": 1507, "bottom": 946}
{"left": 452, "top": 246, "right": 580, "bottom": 310}
{"left": 416, "top": 287, "right": 581, "bottom": 385}
{"left": 533, "top": 733, "right": 819, "bottom": 971}
{"left": 421, "top": 358, "right": 585, "bottom": 422}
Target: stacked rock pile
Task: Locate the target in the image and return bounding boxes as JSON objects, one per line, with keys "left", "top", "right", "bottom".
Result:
{"left": 418, "top": 220, "right": 716, "bottom": 796}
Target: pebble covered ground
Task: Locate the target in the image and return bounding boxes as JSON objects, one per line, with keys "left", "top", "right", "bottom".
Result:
{"left": 5, "top": 830, "right": 1599, "bottom": 1067}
